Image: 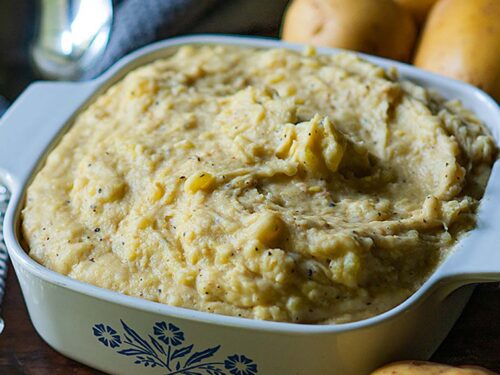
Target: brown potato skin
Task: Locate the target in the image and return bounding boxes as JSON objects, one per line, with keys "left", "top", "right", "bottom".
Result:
{"left": 281, "top": 0, "right": 417, "bottom": 62}
{"left": 394, "top": 0, "right": 439, "bottom": 24}
{"left": 370, "top": 360, "right": 498, "bottom": 375}
{"left": 413, "top": 0, "right": 500, "bottom": 101}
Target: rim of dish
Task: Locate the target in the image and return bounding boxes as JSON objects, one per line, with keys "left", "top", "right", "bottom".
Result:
{"left": 3, "top": 34, "right": 500, "bottom": 335}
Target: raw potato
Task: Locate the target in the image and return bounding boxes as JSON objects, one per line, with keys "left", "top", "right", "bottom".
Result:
{"left": 281, "top": 0, "right": 417, "bottom": 61}
{"left": 414, "top": 0, "right": 500, "bottom": 101}
{"left": 371, "top": 361, "right": 498, "bottom": 375}
{"left": 394, "top": 0, "right": 439, "bottom": 24}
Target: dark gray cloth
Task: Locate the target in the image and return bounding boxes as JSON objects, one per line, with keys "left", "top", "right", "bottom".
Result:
{"left": 82, "top": 0, "right": 222, "bottom": 79}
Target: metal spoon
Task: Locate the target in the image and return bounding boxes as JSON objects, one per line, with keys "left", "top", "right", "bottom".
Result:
{"left": 31, "top": 0, "right": 113, "bottom": 80}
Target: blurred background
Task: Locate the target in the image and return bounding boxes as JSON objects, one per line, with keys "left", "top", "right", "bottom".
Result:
{"left": 0, "top": 0, "right": 290, "bottom": 103}
{"left": 1, "top": 0, "right": 498, "bottom": 106}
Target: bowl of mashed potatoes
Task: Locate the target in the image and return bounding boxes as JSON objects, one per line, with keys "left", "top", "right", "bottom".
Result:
{"left": 1, "top": 35, "right": 499, "bottom": 375}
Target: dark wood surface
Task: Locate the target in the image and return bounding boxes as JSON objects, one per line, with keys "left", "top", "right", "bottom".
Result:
{"left": 0, "top": 269, "right": 498, "bottom": 375}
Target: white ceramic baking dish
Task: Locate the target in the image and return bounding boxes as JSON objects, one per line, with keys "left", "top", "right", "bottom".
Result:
{"left": 0, "top": 35, "right": 499, "bottom": 375}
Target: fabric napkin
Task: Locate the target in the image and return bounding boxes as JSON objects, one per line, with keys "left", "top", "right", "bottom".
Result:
{"left": 0, "top": 186, "right": 8, "bottom": 308}
{"left": 0, "top": 97, "right": 10, "bottom": 309}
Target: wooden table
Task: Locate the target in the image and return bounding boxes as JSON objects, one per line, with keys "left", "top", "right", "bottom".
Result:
{"left": 0, "top": 269, "right": 498, "bottom": 374}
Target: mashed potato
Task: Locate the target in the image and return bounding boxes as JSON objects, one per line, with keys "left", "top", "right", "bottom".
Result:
{"left": 22, "top": 45, "right": 496, "bottom": 323}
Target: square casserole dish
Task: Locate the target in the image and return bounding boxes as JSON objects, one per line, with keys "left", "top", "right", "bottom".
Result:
{"left": 0, "top": 35, "right": 499, "bottom": 375}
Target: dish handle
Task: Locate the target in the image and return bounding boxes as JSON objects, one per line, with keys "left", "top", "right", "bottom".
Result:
{"left": 0, "top": 81, "right": 96, "bottom": 191}
{"left": 436, "top": 164, "right": 500, "bottom": 292}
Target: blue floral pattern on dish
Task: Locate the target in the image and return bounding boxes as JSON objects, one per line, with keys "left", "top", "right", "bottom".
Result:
{"left": 153, "top": 322, "right": 185, "bottom": 346}
{"left": 92, "top": 320, "right": 258, "bottom": 374}
{"left": 93, "top": 323, "right": 122, "bottom": 348}
{"left": 224, "top": 355, "right": 258, "bottom": 375}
